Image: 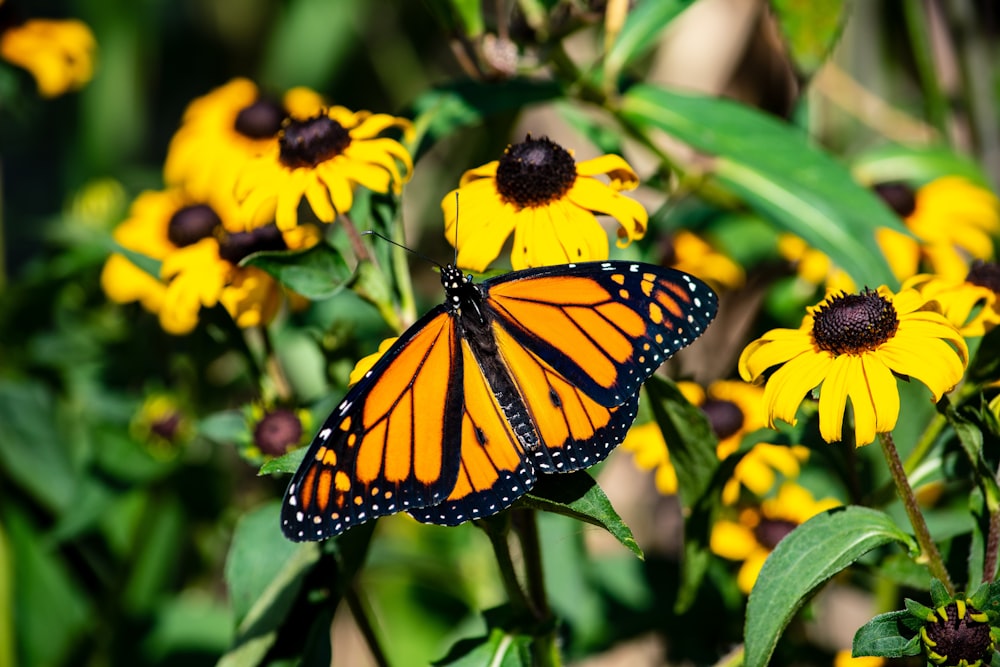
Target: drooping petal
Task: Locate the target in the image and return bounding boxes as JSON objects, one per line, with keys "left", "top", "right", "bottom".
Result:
{"left": 574, "top": 154, "right": 640, "bottom": 190}
{"left": 816, "top": 355, "right": 856, "bottom": 443}
{"left": 878, "top": 335, "right": 967, "bottom": 400}
{"left": 710, "top": 520, "right": 759, "bottom": 560}
{"left": 739, "top": 331, "right": 815, "bottom": 382}
{"left": 762, "top": 351, "right": 833, "bottom": 428}
{"left": 860, "top": 353, "right": 900, "bottom": 437}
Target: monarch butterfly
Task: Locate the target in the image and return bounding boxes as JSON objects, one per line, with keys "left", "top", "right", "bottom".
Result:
{"left": 282, "top": 260, "right": 717, "bottom": 541}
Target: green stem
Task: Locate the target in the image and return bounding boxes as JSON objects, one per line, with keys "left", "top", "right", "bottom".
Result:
{"left": 879, "top": 431, "right": 954, "bottom": 595}
{"left": 345, "top": 584, "right": 391, "bottom": 667}
{"left": 257, "top": 324, "right": 292, "bottom": 403}
{"left": 512, "top": 509, "right": 550, "bottom": 622}
{"left": 480, "top": 515, "right": 537, "bottom": 620}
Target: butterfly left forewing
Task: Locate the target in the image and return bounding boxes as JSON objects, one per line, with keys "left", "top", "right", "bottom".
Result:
{"left": 282, "top": 309, "right": 464, "bottom": 541}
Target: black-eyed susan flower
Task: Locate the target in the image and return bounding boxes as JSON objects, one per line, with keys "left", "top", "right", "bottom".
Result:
{"left": 682, "top": 380, "right": 810, "bottom": 504}
{"left": 442, "top": 135, "right": 648, "bottom": 271}
{"left": 874, "top": 178, "right": 1000, "bottom": 282}
{"left": 739, "top": 286, "right": 968, "bottom": 446}
{"left": 238, "top": 403, "right": 312, "bottom": 465}
{"left": 0, "top": 5, "right": 95, "bottom": 98}
{"left": 101, "top": 188, "right": 320, "bottom": 334}
{"left": 622, "top": 380, "right": 809, "bottom": 501}
{"left": 130, "top": 393, "right": 193, "bottom": 459}
{"left": 904, "top": 263, "right": 1000, "bottom": 337}
{"left": 709, "top": 482, "right": 840, "bottom": 593}
{"left": 164, "top": 79, "right": 326, "bottom": 229}
{"left": 661, "top": 230, "right": 744, "bottom": 293}
{"left": 235, "top": 105, "right": 413, "bottom": 231}
{"left": 917, "top": 599, "right": 996, "bottom": 667}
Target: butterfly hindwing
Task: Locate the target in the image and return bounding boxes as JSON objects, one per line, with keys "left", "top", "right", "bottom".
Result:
{"left": 281, "top": 307, "right": 464, "bottom": 541}
{"left": 483, "top": 261, "right": 718, "bottom": 406}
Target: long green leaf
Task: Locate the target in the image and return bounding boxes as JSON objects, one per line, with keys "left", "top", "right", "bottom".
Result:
{"left": 620, "top": 84, "right": 904, "bottom": 288}
{"left": 744, "top": 506, "right": 917, "bottom": 667}
{"left": 603, "top": 0, "right": 697, "bottom": 83}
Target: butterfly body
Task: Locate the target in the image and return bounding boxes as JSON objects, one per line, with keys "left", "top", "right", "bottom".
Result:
{"left": 282, "top": 261, "right": 717, "bottom": 541}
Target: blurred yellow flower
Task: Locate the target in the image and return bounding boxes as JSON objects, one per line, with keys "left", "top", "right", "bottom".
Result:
{"left": 833, "top": 649, "right": 885, "bottom": 667}
{"left": 130, "top": 393, "right": 193, "bottom": 459}
{"left": 164, "top": 79, "right": 326, "bottom": 229}
{"left": 664, "top": 230, "right": 744, "bottom": 293}
{"left": 904, "top": 264, "right": 1000, "bottom": 337}
{"left": 348, "top": 337, "right": 399, "bottom": 387}
{"left": 874, "top": 178, "right": 1000, "bottom": 282}
{"left": 442, "top": 135, "right": 647, "bottom": 271}
{"left": 102, "top": 189, "right": 320, "bottom": 334}
{"left": 777, "top": 233, "right": 857, "bottom": 294}
{"left": 624, "top": 381, "right": 808, "bottom": 502}
{"left": 621, "top": 422, "right": 679, "bottom": 495}
{"left": 739, "top": 286, "right": 967, "bottom": 446}
{"left": 0, "top": 16, "right": 95, "bottom": 97}
{"left": 236, "top": 105, "right": 413, "bottom": 231}
{"left": 710, "top": 483, "right": 840, "bottom": 593}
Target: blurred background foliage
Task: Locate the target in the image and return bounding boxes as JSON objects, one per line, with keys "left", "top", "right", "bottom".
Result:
{"left": 2, "top": 1, "right": 1000, "bottom": 666}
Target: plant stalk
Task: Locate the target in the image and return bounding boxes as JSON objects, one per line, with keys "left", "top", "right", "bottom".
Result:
{"left": 879, "top": 431, "right": 954, "bottom": 595}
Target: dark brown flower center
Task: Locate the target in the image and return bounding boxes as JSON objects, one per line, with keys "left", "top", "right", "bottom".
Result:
{"left": 218, "top": 225, "right": 287, "bottom": 264}
{"left": 254, "top": 408, "right": 304, "bottom": 457}
{"left": 812, "top": 289, "right": 899, "bottom": 355}
{"left": 167, "top": 205, "right": 222, "bottom": 247}
{"left": 967, "top": 261, "right": 1000, "bottom": 293}
{"left": 495, "top": 135, "right": 577, "bottom": 208}
{"left": 279, "top": 114, "right": 351, "bottom": 169}
{"left": 754, "top": 518, "right": 797, "bottom": 550}
{"left": 923, "top": 603, "right": 993, "bottom": 666}
{"left": 151, "top": 412, "right": 182, "bottom": 443}
{"left": 873, "top": 182, "right": 917, "bottom": 218}
{"left": 234, "top": 99, "right": 286, "bottom": 139}
{"left": 701, "top": 399, "right": 745, "bottom": 440}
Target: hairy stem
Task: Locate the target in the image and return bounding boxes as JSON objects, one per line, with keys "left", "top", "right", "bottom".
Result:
{"left": 879, "top": 431, "right": 955, "bottom": 595}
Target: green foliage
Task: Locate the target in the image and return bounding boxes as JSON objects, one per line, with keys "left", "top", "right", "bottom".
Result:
{"left": 745, "top": 507, "right": 918, "bottom": 667}
{"left": 5, "top": 1, "right": 1000, "bottom": 666}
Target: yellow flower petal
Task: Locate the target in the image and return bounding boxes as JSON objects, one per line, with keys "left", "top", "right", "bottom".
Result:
{"left": 710, "top": 519, "right": 759, "bottom": 560}
{"left": 574, "top": 154, "right": 640, "bottom": 190}
{"left": 762, "top": 350, "right": 833, "bottom": 428}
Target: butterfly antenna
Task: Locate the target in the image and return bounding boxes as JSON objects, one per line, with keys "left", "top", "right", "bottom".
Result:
{"left": 360, "top": 230, "right": 444, "bottom": 269}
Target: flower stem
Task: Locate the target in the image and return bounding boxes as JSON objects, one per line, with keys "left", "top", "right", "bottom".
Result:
{"left": 983, "top": 463, "right": 1000, "bottom": 583}
{"left": 480, "top": 513, "right": 560, "bottom": 667}
{"left": 879, "top": 431, "right": 955, "bottom": 595}
{"left": 345, "top": 584, "right": 391, "bottom": 667}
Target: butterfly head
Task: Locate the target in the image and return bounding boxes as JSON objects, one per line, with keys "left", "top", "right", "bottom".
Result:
{"left": 440, "top": 264, "right": 476, "bottom": 313}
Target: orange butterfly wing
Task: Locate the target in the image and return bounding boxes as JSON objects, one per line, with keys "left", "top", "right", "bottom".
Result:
{"left": 282, "top": 261, "right": 717, "bottom": 540}
{"left": 282, "top": 308, "right": 464, "bottom": 541}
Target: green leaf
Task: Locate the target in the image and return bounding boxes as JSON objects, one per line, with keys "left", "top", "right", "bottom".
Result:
{"left": 410, "top": 79, "right": 563, "bottom": 156}
{"left": 197, "top": 410, "right": 248, "bottom": 444}
{"left": 620, "top": 84, "right": 903, "bottom": 288}
{"left": 434, "top": 626, "right": 533, "bottom": 667}
{"left": 259, "top": 446, "right": 306, "bottom": 476}
{"left": 519, "top": 471, "right": 642, "bottom": 559}
{"left": 944, "top": 400, "right": 1000, "bottom": 513}
{"left": 242, "top": 243, "right": 351, "bottom": 300}
{"left": 643, "top": 376, "right": 719, "bottom": 611}
{"left": 224, "top": 502, "right": 320, "bottom": 627}
{"left": 852, "top": 611, "right": 924, "bottom": 658}
{"left": 771, "top": 0, "right": 846, "bottom": 76}
{"left": 3, "top": 504, "right": 91, "bottom": 667}
{"left": 435, "top": 606, "right": 535, "bottom": 667}
{"left": 0, "top": 380, "right": 76, "bottom": 513}
{"left": 744, "top": 506, "right": 917, "bottom": 667}
{"left": 603, "top": 0, "right": 697, "bottom": 83}
{"left": 852, "top": 144, "right": 993, "bottom": 188}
